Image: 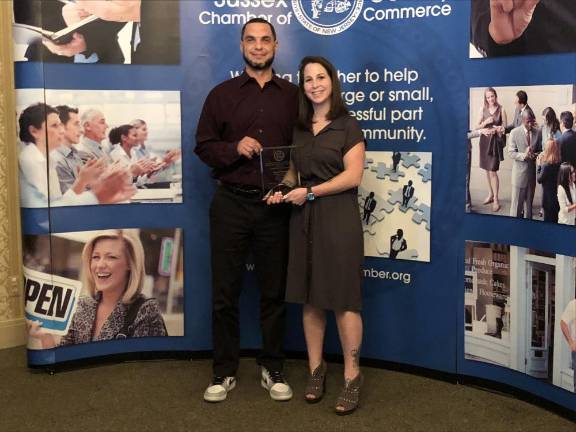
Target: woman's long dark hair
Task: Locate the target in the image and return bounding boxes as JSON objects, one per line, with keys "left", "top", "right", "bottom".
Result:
{"left": 557, "top": 162, "right": 574, "bottom": 204}
{"left": 108, "top": 124, "right": 134, "bottom": 145}
{"left": 542, "top": 107, "right": 560, "bottom": 137}
{"left": 297, "top": 56, "right": 348, "bottom": 130}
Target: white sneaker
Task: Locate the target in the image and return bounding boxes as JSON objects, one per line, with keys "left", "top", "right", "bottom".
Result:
{"left": 203, "top": 376, "right": 236, "bottom": 402}
{"left": 261, "top": 367, "right": 293, "bottom": 401}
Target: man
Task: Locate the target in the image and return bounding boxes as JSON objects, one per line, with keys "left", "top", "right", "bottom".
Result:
{"left": 51, "top": 105, "right": 106, "bottom": 193}
{"left": 402, "top": 180, "right": 414, "bottom": 208}
{"left": 76, "top": 109, "right": 112, "bottom": 162}
{"left": 53, "top": 0, "right": 180, "bottom": 64}
{"left": 560, "top": 297, "right": 576, "bottom": 392}
{"left": 18, "top": 103, "right": 134, "bottom": 208}
{"left": 558, "top": 111, "right": 576, "bottom": 168}
{"left": 389, "top": 229, "right": 407, "bottom": 259}
{"left": 392, "top": 151, "right": 401, "bottom": 172}
{"left": 14, "top": 0, "right": 125, "bottom": 64}
{"left": 508, "top": 110, "right": 541, "bottom": 219}
{"left": 362, "top": 192, "right": 377, "bottom": 224}
{"left": 505, "top": 90, "right": 532, "bottom": 134}
{"left": 195, "top": 18, "right": 298, "bottom": 403}
{"left": 471, "top": 0, "right": 576, "bottom": 57}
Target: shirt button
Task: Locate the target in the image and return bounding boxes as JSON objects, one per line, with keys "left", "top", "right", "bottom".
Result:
{"left": 259, "top": 108, "right": 264, "bottom": 113}
{"left": 258, "top": 129, "right": 263, "bottom": 134}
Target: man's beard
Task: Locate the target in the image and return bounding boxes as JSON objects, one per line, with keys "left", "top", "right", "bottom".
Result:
{"left": 243, "top": 53, "right": 274, "bottom": 70}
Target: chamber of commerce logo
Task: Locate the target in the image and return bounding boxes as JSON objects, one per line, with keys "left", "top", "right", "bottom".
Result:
{"left": 292, "top": 0, "right": 364, "bottom": 35}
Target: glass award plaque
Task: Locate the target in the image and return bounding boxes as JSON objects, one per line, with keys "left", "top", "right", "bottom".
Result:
{"left": 258, "top": 145, "right": 299, "bottom": 193}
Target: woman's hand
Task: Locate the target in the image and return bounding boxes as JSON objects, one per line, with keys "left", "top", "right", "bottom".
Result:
{"left": 481, "top": 116, "right": 494, "bottom": 127}
{"left": 27, "top": 319, "right": 57, "bottom": 349}
{"left": 283, "top": 188, "right": 307, "bottom": 206}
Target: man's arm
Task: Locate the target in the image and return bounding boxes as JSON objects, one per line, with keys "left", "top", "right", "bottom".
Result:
{"left": 507, "top": 129, "right": 527, "bottom": 161}
{"left": 471, "top": 0, "right": 538, "bottom": 57}
{"left": 194, "top": 92, "right": 242, "bottom": 169}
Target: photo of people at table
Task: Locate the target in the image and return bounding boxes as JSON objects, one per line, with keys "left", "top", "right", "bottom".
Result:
{"left": 12, "top": 0, "right": 180, "bottom": 64}
{"left": 467, "top": 85, "right": 576, "bottom": 225}
{"left": 16, "top": 89, "right": 182, "bottom": 208}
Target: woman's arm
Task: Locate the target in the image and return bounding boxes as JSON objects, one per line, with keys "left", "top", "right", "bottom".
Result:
{"left": 283, "top": 142, "right": 365, "bottom": 206}
{"left": 499, "top": 109, "right": 507, "bottom": 134}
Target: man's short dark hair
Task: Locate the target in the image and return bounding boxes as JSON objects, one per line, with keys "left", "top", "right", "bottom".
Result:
{"left": 18, "top": 103, "right": 58, "bottom": 144}
{"left": 56, "top": 105, "right": 79, "bottom": 126}
{"left": 241, "top": 18, "right": 276, "bottom": 40}
{"left": 560, "top": 111, "right": 574, "bottom": 129}
{"left": 516, "top": 90, "right": 528, "bottom": 105}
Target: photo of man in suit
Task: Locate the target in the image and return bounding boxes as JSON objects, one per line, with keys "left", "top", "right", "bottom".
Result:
{"left": 559, "top": 112, "right": 576, "bottom": 168}
{"left": 508, "top": 110, "right": 541, "bottom": 218}
{"left": 392, "top": 151, "right": 401, "bottom": 172}
{"left": 505, "top": 90, "right": 532, "bottom": 134}
{"left": 13, "top": 0, "right": 180, "bottom": 64}
{"left": 362, "top": 191, "right": 377, "bottom": 224}
{"left": 402, "top": 180, "right": 414, "bottom": 208}
{"left": 390, "top": 229, "right": 407, "bottom": 259}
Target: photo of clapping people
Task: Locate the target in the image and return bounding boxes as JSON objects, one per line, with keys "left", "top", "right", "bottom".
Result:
{"left": 12, "top": 0, "right": 180, "bottom": 64}
{"left": 467, "top": 85, "right": 576, "bottom": 225}
{"left": 24, "top": 228, "right": 185, "bottom": 350}
{"left": 16, "top": 89, "right": 183, "bottom": 208}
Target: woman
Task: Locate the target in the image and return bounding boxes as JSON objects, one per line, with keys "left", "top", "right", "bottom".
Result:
{"left": 109, "top": 125, "right": 157, "bottom": 184}
{"left": 476, "top": 88, "right": 507, "bottom": 212}
{"left": 557, "top": 163, "right": 576, "bottom": 225}
{"left": 130, "top": 119, "right": 181, "bottom": 166}
{"left": 109, "top": 124, "right": 139, "bottom": 164}
{"left": 536, "top": 139, "right": 561, "bottom": 223}
{"left": 268, "top": 56, "right": 365, "bottom": 415}
{"left": 541, "top": 107, "right": 561, "bottom": 143}
{"left": 30, "top": 230, "right": 167, "bottom": 348}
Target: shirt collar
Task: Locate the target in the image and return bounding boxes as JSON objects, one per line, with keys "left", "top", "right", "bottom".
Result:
{"left": 239, "top": 69, "right": 283, "bottom": 89}
{"left": 23, "top": 142, "right": 46, "bottom": 161}
{"left": 54, "top": 144, "right": 75, "bottom": 157}
{"left": 82, "top": 136, "right": 102, "bottom": 150}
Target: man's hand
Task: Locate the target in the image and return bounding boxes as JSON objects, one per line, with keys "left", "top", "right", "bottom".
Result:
{"left": 237, "top": 136, "right": 263, "bottom": 159}
{"left": 43, "top": 32, "right": 86, "bottom": 57}
{"left": 92, "top": 167, "right": 136, "bottom": 204}
{"left": 75, "top": 158, "right": 106, "bottom": 191}
{"left": 489, "top": 0, "right": 540, "bottom": 45}
{"left": 75, "top": 0, "right": 141, "bottom": 22}
{"left": 62, "top": 3, "right": 91, "bottom": 26}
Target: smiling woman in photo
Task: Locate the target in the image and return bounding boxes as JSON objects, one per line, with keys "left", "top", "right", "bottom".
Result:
{"left": 29, "top": 230, "right": 167, "bottom": 348}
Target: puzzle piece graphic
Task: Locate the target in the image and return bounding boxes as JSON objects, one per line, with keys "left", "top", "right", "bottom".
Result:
{"left": 412, "top": 203, "right": 431, "bottom": 231}
{"left": 387, "top": 188, "right": 419, "bottom": 213}
{"left": 371, "top": 163, "right": 406, "bottom": 182}
{"left": 400, "top": 152, "right": 421, "bottom": 169}
{"left": 417, "top": 163, "right": 432, "bottom": 183}
{"left": 364, "top": 158, "right": 374, "bottom": 170}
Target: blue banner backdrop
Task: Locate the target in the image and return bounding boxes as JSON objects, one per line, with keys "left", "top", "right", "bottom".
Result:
{"left": 14, "top": 1, "right": 575, "bottom": 412}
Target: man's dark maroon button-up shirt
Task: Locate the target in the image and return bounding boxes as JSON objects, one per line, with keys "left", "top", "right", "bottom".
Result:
{"left": 195, "top": 71, "right": 299, "bottom": 188}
